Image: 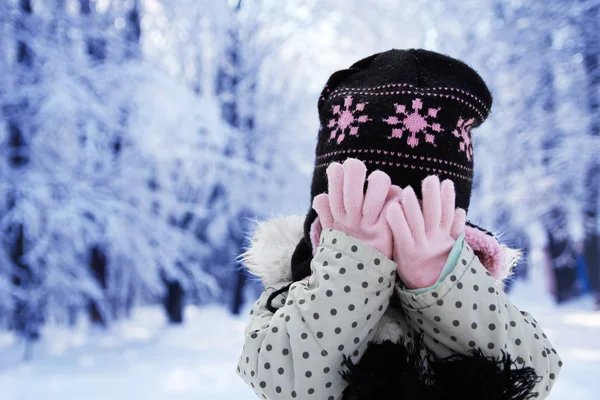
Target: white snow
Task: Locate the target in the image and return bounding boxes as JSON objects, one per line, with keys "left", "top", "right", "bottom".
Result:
{"left": 508, "top": 281, "right": 600, "bottom": 399}
{"left": 0, "top": 306, "right": 255, "bottom": 400}
{"left": 1, "top": 281, "right": 599, "bottom": 400}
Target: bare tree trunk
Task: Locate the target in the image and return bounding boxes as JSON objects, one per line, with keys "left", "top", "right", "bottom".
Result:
{"left": 537, "top": 32, "right": 579, "bottom": 302}
{"left": 218, "top": 1, "right": 261, "bottom": 314}
{"left": 229, "top": 209, "right": 253, "bottom": 315}
{"left": 581, "top": 2, "right": 600, "bottom": 307}
{"left": 78, "top": 0, "right": 111, "bottom": 324}
{"left": 88, "top": 246, "right": 108, "bottom": 326}
{"left": 164, "top": 279, "right": 184, "bottom": 324}
{"left": 6, "top": 0, "right": 38, "bottom": 340}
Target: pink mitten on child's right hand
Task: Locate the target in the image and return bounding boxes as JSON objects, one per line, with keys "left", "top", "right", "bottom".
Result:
{"left": 385, "top": 176, "right": 466, "bottom": 289}
{"left": 312, "top": 158, "right": 402, "bottom": 260}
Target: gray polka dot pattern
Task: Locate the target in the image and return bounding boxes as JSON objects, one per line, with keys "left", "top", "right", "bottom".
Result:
{"left": 237, "top": 229, "right": 397, "bottom": 400}
{"left": 239, "top": 228, "right": 562, "bottom": 400}
{"left": 396, "top": 242, "right": 562, "bottom": 398}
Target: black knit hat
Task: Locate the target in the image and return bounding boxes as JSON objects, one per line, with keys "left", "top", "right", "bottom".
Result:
{"left": 291, "top": 49, "right": 493, "bottom": 282}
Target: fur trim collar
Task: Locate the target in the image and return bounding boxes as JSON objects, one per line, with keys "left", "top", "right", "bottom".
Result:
{"left": 243, "top": 216, "right": 520, "bottom": 288}
{"left": 242, "top": 216, "right": 303, "bottom": 287}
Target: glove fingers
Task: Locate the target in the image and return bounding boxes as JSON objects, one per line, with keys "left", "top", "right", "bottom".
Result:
{"left": 440, "top": 179, "right": 456, "bottom": 230}
{"left": 363, "top": 170, "right": 392, "bottom": 224}
{"left": 312, "top": 194, "right": 334, "bottom": 227}
{"left": 450, "top": 208, "right": 467, "bottom": 239}
{"left": 342, "top": 159, "right": 367, "bottom": 223}
{"left": 326, "top": 162, "right": 345, "bottom": 219}
{"left": 386, "top": 184, "right": 403, "bottom": 203}
{"left": 386, "top": 202, "right": 412, "bottom": 246}
{"left": 401, "top": 186, "right": 426, "bottom": 240}
{"left": 422, "top": 175, "right": 441, "bottom": 233}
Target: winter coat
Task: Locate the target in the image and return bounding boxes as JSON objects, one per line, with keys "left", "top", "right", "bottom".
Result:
{"left": 237, "top": 216, "right": 562, "bottom": 400}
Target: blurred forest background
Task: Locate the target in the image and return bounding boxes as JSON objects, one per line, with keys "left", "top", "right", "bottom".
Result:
{"left": 1, "top": 0, "right": 599, "bottom": 343}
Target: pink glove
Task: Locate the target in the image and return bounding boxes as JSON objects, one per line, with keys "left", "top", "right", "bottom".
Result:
{"left": 385, "top": 175, "right": 466, "bottom": 289}
{"left": 312, "top": 158, "right": 402, "bottom": 259}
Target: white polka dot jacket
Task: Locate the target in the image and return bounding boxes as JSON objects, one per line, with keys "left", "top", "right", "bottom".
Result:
{"left": 237, "top": 216, "right": 562, "bottom": 400}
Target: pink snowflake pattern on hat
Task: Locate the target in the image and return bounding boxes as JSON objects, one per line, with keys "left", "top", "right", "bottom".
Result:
{"left": 328, "top": 96, "right": 370, "bottom": 144}
{"left": 383, "top": 98, "right": 442, "bottom": 148}
{"left": 452, "top": 117, "right": 476, "bottom": 160}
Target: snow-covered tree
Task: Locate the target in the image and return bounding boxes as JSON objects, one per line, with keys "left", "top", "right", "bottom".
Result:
{"left": 0, "top": 0, "right": 224, "bottom": 331}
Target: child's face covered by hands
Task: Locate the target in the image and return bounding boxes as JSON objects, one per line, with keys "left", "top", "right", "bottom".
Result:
{"left": 312, "top": 158, "right": 466, "bottom": 289}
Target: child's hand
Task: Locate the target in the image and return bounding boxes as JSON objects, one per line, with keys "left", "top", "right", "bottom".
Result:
{"left": 385, "top": 176, "right": 466, "bottom": 289}
{"left": 312, "top": 158, "right": 402, "bottom": 259}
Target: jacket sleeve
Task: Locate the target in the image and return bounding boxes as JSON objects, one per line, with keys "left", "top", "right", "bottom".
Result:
{"left": 237, "top": 229, "right": 398, "bottom": 400}
{"left": 396, "top": 241, "right": 562, "bottom": 399}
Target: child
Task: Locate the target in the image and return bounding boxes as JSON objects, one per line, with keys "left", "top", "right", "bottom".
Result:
{"left": 237, "top": 49, "right": 561, "bottom": 400}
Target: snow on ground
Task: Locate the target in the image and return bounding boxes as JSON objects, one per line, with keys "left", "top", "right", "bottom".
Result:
{"left": 0, "top": 306, "right": 256, "bottom": 400}
{"left": 0, "top": 280, "right": 599, "bottom": 400}
{"left": 507, "top": 281, "right": 600, "bottom": 400}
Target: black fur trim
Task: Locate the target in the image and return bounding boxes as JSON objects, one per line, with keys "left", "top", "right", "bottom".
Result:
{"left": 340, "top": 334, "right": 430, "bottom": 399}
{"left": 341, "top": 334, "right": 541, "bottom": 400}
{"left": 430, "top": 348, "right": 541, "bottom": 400}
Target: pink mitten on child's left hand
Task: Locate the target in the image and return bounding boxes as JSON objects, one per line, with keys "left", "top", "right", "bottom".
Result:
{"left": 385, "top": 176, "right": 466, "bottom": 289}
